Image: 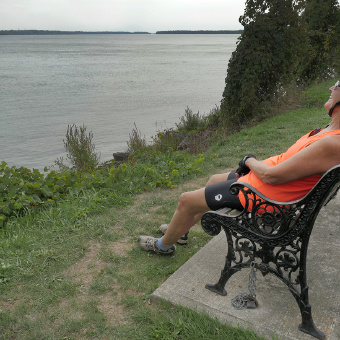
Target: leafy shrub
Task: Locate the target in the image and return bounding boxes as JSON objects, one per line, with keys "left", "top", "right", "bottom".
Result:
{"left": 56, "top": 124, "right": 100, "bottom": 172}
{"left": 151, "top": 129, "right": 183, "bottom": 153}
{"left": 127, "top": 109, "right": 213, "bottom": 157}
{"left": 0, "top": 149, "right": 209, "bottom": 226}
{"left": 127, "top": 123, "right": 149, "bottom": 156}
{"left": 0, "top": 161, "right": 83, "bottom": 226}
{"left": 175, "top": 107, "right": 207, "bottom": 132}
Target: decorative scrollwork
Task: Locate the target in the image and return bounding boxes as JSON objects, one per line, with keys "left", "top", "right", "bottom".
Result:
{"left": 201, "top": 220, "right": 221, "bottom": 236}
{"left": 278, "top": 252, "right": 298, "bottom": 270}
{"left": 253, "top": 203, "right": 286, "bottom": 236}
{"left": 233, "top": 237, "right": 256, "bottom": 265}
{"left": 276, "top": 249, "right": 299, "bottom": 283}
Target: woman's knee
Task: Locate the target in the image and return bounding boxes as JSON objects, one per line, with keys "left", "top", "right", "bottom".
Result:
{"left": 177, "top": 192, "right": 192, "bottom": 211}
{"left": 177, "top": 189, "right": 207, "bottom": 214}
{"left": 206, "top": 175, "right": 217, "bottom": 186}
{"left": 206, "top": 172, "right": 230, "bottom": 186}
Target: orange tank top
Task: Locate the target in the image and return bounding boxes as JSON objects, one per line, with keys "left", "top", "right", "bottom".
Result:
{"left": 238, "top": 129, "right": 340, "bottom": 206}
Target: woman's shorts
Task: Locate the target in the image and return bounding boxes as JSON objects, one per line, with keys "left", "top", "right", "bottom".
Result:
{"left": 204, "top": 171, "right": 243, "bottom": 211}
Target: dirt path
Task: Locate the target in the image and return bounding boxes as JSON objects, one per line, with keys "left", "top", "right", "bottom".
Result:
{"left": 60, "top": 168, "right": 232, "bottom": 329}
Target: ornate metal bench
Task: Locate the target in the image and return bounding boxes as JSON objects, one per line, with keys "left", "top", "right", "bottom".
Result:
{"left": 201, "top": 165, "right": 340, "bottom": 340}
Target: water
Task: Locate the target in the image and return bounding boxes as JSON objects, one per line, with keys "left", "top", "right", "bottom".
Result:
{"left": 1, "top": 34, "right": 239, "bottom": 171}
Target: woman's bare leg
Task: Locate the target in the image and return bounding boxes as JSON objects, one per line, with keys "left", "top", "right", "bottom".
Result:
{"left": 162, "top": 187, "right": 209, "bottom": 244}
{"left": 162, "top": 171, "right": 231, "bottom": 245}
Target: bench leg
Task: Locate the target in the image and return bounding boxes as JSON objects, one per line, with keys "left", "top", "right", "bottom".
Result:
{"left": 205, "top": 231, "right": 247, "bottom": 296}
{"left": 293, "top": 242, "right": 326, "bottom": 340}
{"left": 274, "top": 244, "right": 326, "bottom": 339}
{"left": 298, "top": 299, "right": 326, "bottom": 339}
{"left": 297, "top": 286, "right": 326, "bottom": 339}
{"left": 299, "top": 313, "right": 326, "bottom": 340}
{"left": 205, "top": 257, "right": 239, "bottom": 296}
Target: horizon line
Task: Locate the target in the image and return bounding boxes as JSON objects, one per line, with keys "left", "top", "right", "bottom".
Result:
{"left": 0, "top": 29, "right": 243, "bottom": 34}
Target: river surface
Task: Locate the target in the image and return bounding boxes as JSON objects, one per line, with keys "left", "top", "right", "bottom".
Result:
{"left": 1, "top": 34, "right": 239, "bottom": 171}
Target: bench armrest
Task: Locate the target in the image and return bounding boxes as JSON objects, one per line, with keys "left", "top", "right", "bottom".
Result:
{"left": 201, "top": 165, "right": 340, "bottom": 242}
{"left": 231, "top": 181, "right": 300, "bottom": 206}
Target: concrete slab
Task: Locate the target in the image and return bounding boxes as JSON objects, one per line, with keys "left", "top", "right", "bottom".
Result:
{"left": 151, "top": 195, "right": 340, "bottom": 340}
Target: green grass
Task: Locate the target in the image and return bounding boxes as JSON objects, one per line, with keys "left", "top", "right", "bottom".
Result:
{"left": 0, "top": 80, "right": 335, "bottom": 339}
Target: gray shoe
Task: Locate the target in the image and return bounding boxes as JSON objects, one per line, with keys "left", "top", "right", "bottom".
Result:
{"left": 159, "top": 224, "right": 189, "bottom": 245}
{"left": 138, "top": 235, "right": 176, "bottom": 254}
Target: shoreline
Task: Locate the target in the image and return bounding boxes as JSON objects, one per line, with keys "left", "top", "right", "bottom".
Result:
{"left": 0, "top": 29, "right": 243, "bottom": 36}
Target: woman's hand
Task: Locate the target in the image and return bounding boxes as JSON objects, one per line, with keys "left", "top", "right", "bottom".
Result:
{"left": 235, "top": 154, "right": 256, "bottom": 177}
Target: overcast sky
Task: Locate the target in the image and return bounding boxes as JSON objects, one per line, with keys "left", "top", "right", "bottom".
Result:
{"left": 1, "top": 0, "right": 245, "bottom": 32}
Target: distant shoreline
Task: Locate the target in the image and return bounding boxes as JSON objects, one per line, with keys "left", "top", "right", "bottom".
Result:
{"left": 0, "top": 30, "right": 151, "bottom": 35}
{"left": 0, "top": 29, "right": 243, "bottom": 36}
{"left": 156, "top": 30, "right": 243, "bottom": 34}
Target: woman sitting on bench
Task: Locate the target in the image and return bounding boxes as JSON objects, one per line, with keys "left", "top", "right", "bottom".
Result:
{"left": 138, "top": 81, "right": 340, "bottom": 254}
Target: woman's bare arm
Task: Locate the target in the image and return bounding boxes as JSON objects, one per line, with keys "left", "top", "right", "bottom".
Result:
{"left": 245, "top": 135, "right": 340, "bottom": 185}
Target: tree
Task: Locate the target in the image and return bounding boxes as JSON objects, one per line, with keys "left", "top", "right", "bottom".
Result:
{"left": 220, "top": 0, "right": 305, "bottom": 127}
{"left": 298, "top": 0, "right": 340, "bottom": 81}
